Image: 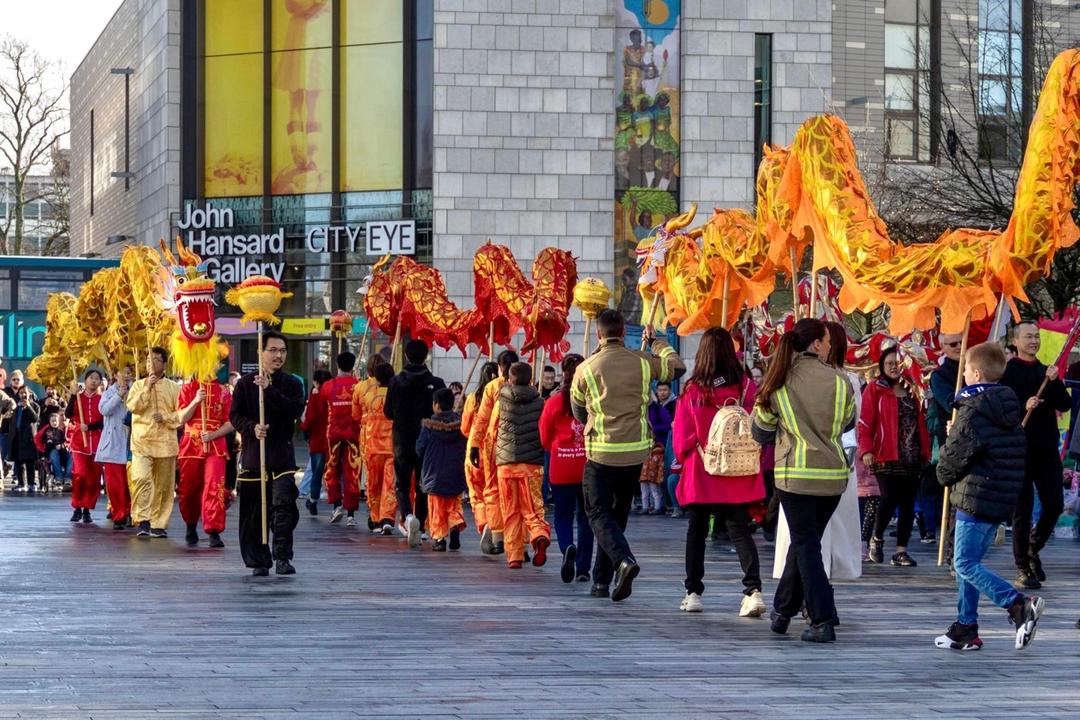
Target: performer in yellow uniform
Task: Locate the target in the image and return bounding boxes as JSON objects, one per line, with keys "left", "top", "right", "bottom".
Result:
{"left": 126, "top": 347, "right": 181, "bottom": 538}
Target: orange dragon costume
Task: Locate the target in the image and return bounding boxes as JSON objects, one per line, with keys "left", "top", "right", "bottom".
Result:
{"left": 352, "top": 366, "right": 398, "bottom": 532}
{"left": 160, "top": 238, "right": 232, "bottom": 548}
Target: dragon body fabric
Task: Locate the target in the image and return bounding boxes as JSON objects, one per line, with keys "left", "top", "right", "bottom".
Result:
{"left": 364, "top": 243, "right": 577, "bottom": 360}
{"left": 640, "top": 49, "right": 1080, "bottom": 336}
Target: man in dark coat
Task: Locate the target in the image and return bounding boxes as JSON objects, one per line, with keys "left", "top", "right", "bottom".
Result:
{"left": 384, "top": 339, "right": 445, "bottom": 547}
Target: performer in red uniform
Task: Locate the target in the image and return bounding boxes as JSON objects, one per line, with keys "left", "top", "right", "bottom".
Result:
{"left": 66, "top": 370, "right": 104, "bottom": 523}
{"left": 322, "top": 352, "right": 361, "bottom": 526}
{"left": 176, "top": 379, "right": 234, "bottom": 548}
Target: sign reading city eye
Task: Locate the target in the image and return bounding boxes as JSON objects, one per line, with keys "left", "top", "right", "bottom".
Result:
{"left": 176, "top": 202, "right": 416, "bottom": 284}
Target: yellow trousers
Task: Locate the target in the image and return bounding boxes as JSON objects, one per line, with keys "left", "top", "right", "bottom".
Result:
{"left": 131, "top": 455, "right": 177, "bottom": 529}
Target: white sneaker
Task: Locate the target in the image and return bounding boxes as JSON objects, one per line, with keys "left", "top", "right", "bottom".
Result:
{"left": 680, "top": 592, "right": 703, "bottom": 613}
{"left": 479, "top": 525, "right": 494, "bottom": 554}
{"left": 381, "top": 522, "right": 394, "bottom": 536}
{"left": 329, "top": 507, "right": 345, "bottom": 524}
{"left": 346, "top": 515, "right": 356, "bottom": 527}
{"left": 406, "top": 514, "right": 421, "bottom": 548}
{"left": 739, "top": 590, "right": 767, "bottom": 618}
{"left": 396, "top": 522, "right": 408, "bottom": 538}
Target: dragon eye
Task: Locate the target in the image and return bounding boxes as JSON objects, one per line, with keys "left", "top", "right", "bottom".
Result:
{"left": 176, "top": 276, "right": 186, "bottom": 286}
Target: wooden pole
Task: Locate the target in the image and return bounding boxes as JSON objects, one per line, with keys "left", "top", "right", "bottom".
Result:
{"left": 258, "top": 322, "right": 268, "bottom": 546}
{"left": 809, "top": 271, "right": 819, "bottom": 319}
{"left": 487, "top": 320, "right": 495, "bottom": 361}
{"left": 201, "top": 380, "right": 209, "bottom": 454}
{"left": 720, "top": 274, "right": 731, "bottom": 328}
{"left": 69, "top": 358, "right": 88, "bottom": 445}
{"left": 583, "top": 316, "right": 592, "bottom": 356}
{"left": 390, "top": 315, "right": 404, "bottom": 372}
{"left": 790, "top": 248, "right": 800, "bottom": 321}
{"left": 357, "top": 321, "right": 371, "bottom": 372}
{"left": 461, "top": 350, "right": 484, "bottom": 395}
{"left": 938, "top": 310, "right": 972, "bottom": 566}
{"left": 534, "top": 348, "right": 545, "bottom": 389}
{"left": 641, "top": 296, "right": 662, "bottom": 351}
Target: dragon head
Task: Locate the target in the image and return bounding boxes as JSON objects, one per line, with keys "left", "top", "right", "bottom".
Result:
{"left": 160, "top": 236, "right": 217, "bottom": 343}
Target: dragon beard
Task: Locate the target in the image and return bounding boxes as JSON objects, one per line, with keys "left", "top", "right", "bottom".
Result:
{"left": 171, "top": 332, "right": 229, "bottom": 383}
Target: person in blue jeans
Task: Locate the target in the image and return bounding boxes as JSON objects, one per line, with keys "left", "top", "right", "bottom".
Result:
{"left": 935, "top": 342, "right": 1043, "bottom": 651}
{"left": 42, "top": 413, "right": 73, "bottom": 484}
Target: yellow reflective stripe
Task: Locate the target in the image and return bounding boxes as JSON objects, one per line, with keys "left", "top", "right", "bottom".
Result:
{"left": 639, "top": 358, "right": 650, "bottom": 444}
{"left": 659, "top": 346, "right": 675, "bottom": 357}
{"left": 586, "top": 439, "right": 653, "bottom": 453}
{"left": 830, "top": 376, "right": 847, "bottom": 466}
{"left": 776, "top": 388, "right": 805, "bottom": 468}
{"left": 775, "top": 467, "right": 850, "bottom": 480}
{"left": 571, "top": 384, "right": 586, "bottom": 403}
{"left": 583, "top": 367, "right": 604, "bottom": 441}
{"left": 755, "top": 406, "right": 778, "bottom": 427}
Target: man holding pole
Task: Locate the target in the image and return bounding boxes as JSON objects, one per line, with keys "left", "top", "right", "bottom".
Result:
{"left": 230, "top": 331, "right": 306, "bottom": 576}
{"left": 1000, "top": 322, "right": 1071, "bottom": 590}
{"left": 176, "top": 376, "right": 234, "bottom": 548}
{"left": 126, "top": 348, "right": 181, "bottom": 538}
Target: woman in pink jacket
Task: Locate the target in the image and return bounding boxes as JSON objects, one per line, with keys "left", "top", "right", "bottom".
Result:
{"left": 858, "top": 346, "right": 931, "bottom": 567}
{"left": 672, "top": 328, "right": 765, "bottom": 617}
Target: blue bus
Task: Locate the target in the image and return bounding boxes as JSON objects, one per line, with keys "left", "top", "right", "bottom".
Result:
{"left": 0, "top": 256, "right": 120, "bottom": 392}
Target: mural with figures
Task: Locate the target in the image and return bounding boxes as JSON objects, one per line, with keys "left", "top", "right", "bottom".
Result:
{"left": 613, "top": 0, "right": 681, "bottom": 324}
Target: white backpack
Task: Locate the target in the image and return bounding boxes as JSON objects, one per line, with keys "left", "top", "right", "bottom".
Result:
{"left": 697, "top": 383, "right": 761, "bottom": 477}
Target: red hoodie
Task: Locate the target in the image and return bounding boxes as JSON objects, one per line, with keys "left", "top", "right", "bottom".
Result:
{"left": 857, "top": 379, "right": 931, "bottom": 465}
{"left": 539, "top": 394, "right": 586, "bottom": 485}
{"left": 300, "top": 387, "right": 329, "bottom": 455}
{"left": 321, "top": 375, "right": 360, "bottom": 445}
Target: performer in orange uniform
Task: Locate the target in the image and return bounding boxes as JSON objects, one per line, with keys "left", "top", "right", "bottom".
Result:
{"left": 322, "top": 352, "right": 361, "bottom": 526}
{"left": 460, "top": 361, "right": 499, "bottom": 537}
{"left": 66, "top": 369, "right": 105, "bottom": 523}
{"left": 354, "top": 362, "right": 398, "bottom": 533}
{"left": 468, "top": 350, "right": 518, "bottom": 555}
{"left": 177, "top": 378, "right": 234, "bottom": 548}
{"left": 494, "top": 362, "right": 551, "bottom": 569}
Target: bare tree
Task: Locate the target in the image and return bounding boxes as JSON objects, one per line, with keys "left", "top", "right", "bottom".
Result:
{"left": 0, "top": 36, "right": 68, "bottom": 255}
{"left": 39, "top": 146, "right": 70, "bottom": 256}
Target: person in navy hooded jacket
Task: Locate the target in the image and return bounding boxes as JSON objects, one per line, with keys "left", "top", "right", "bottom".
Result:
{"left": 417, "top": 388, "right": 468, "bottom": 552}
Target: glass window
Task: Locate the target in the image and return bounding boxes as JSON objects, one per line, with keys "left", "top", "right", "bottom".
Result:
{"left": 885, "top": 24, "right": 917, "bottom": 69}
{"left": 754, "top": 34, "right": 772, "bottom": 174}
{"left": 885, "top": 73, "right": 914, "bottom": 110}
{"left": 414, "top": 38, "right": 433, "bottom": 189}
{"left": 884, "top": 0, "right": 932, "bottom": 162}
{"left": 979, "top": 78, "right": 1008, "bottom": 115}
{"left": 340, "top": 43, "right": 403, "bottom": 192}
{"left": 18, "top": 271, "right": 83, "bottom": 311}
{"left": 205, "top": 0, "right": 262, "bottom": 55}
{"left": 342, "top": 0, "right": 402, "bottom": 45}
{"left": 415, "top": 0, "right": 433, "bottom": 41}
{"left": 0, "top": 278, "right": 11, "bottom": 310}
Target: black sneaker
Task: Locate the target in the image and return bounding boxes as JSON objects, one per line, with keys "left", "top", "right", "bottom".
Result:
{"left": 611, "top": 558, "right": 639, "bottom": 602}
{"left": 934, "top": 621, "right": 983, "bottom": 651}
{"left": 136, "top": 521, "right": 151, "bottom": 536}
{"left": 770, "top": 611, "right": 791, "bottom": 635}
{"left": 251, "top": 567, "right": 270, "bottom": 577}
{"left": 113, "top": 521, "right": 126, "bottom": 531}
{"left": 492, "top": 541, "right": 505, "bottom": 556}
{"left": 1015, "top": 567, "right": 1042, "bottom": 590}
{"left": 589, "top": 583, "right": 610, "bottom": 598}
{"left": 560, "top": 544, "right": 577, "bottom": 584}
{"left": 431, "top": 539, "right": 447, "bottom": 552}
{"left": 801, "top": 622, "right": 836, "bottom": 643}
{"left": 275, "top": 559, "right": 296, "bottom": 575}
{"left": 207, "top": 532, "right": 224, "bottom": 548}
{"left": 576, "top": 572, "right": 590, "bottom": 582}
{"left": 81, "top": 509, "right": 92, "bottom": 524}
{"left": 891, "top": 551, "right": 917, "bottom": 567}
{"left": 867, "top": 539, "right": 884, "bottom": 564}
{"left": 70, "top": 508, "right": 82, "bottom": 523}
{"left": 449, "top": 528, "right": 461, "bottom": 551}
{"left": 1029, "top": 554, "right": 1046, "bottom": 583}
{"left": 305, "top": 499, "right": 318, "bottom": 516}
{"left": 1009, "top": 595, "right": 1044, "bottom": 650}
{"left": 150, "top": 528, "right": 168, "bottom": 538}
{"left": 185, "top": 524, "right": 199, "bottom": 546}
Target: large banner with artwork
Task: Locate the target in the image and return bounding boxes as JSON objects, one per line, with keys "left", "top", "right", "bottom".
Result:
{"left": 613, "top": 0, "right": 681, "bottom": 322}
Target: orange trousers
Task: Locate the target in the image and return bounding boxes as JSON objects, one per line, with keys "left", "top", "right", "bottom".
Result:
{"left": 364, "top": 452, "right": 397, "bottom": 524}
{"left": 481, "top": 445, "right": 504, "bottom": 534}
{"left": 325, "top": 440, "right": 362, "bottom": 512}
{"left": 428, "top": 494, "right": 466, "bottom": 541}
{"left": 496, "top": 463, "right": 550, "bottom": 565}
{"left": 464, "top": 458, "right": 487, "bottom": 533}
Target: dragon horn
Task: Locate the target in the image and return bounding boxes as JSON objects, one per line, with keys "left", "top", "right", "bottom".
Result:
{"left": 175, "top": 233, "right": 202, "bottom": 266}
{"left": 158, "top": 238, "right": 178, "bottom": 267}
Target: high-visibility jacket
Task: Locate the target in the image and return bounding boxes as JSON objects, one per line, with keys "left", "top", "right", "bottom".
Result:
{"left": 570, "top": 338, "right": 685, "bottom": 467}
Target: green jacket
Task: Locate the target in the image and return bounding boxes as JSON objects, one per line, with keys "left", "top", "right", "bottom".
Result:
{"left": 751, "top": 353, "right": 856, "bottom": 496}
{"left": 571, "top": 337, "right": 686, "bottom": 467}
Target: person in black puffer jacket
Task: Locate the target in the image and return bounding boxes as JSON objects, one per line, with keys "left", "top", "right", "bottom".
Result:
{"left": 934, "top": 343, "right": 1042, "bottom": 653}
{"left": 384, "top": 339, "right": 446, "bottom": 543}
{"left": 495, "top": 362, "right": 550, "bottom": 570}
{"left": 417, "top": 388, "right": 468, "bottom": 552}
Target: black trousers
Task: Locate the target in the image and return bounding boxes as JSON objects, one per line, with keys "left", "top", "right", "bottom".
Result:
{"left": 393, "top": 445, "right": 428, "bottom": 528}
{"left": 238, "top": 469, "right": 299, "bottom": 569}
{"left": 762, "top": 469, "right": 779, "bottom": 534}
{"left": 582, "top": 461, "right": 640, "bottom": 587}
{"left": 774, "top": 489, "right": 841, "bottom": 625}
{"left": 1012, "top": 449, "right": 1064, "bottom": 566}
{"left": 872, "top": 465, "right": 920, "bottom": 548}
{"left": 14, "top": 460, "right": 36, "bottom": 487}
{"left": 684, "top": 503, "right": 761, "bottom": 596}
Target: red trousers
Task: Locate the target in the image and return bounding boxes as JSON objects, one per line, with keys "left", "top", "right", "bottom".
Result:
{"left": 497, "top": 463, "right": 550, "bottom": 564}
{"left": 103, "top": 463, "right": 131, "bottom": 522}
{"left": 364, "top": 452, "right": 397, "bottom": 524}
{"left": 428, "top": 494, "right": 466, "bottom": 541}
{"left": 178, "top": 455, "right": 227, "bottom": 533}
{"left": 71, "top": 453, "right": 102, "bottom": 510}
{"left": 325, "top": 440, "right": 361, "bottom": 512}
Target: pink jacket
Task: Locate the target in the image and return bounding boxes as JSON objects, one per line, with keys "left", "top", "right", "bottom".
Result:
{"left": 672, "top": 378, "right": 764, "bottom": 506}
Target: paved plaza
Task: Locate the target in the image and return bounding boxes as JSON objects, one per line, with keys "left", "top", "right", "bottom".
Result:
{"left": 0, "top": 491, "right": 1077, "bottom": 719}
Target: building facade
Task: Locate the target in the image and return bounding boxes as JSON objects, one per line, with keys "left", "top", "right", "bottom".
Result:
{"left": 68, "top": 0, "right": 1080, "bottom": 380}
